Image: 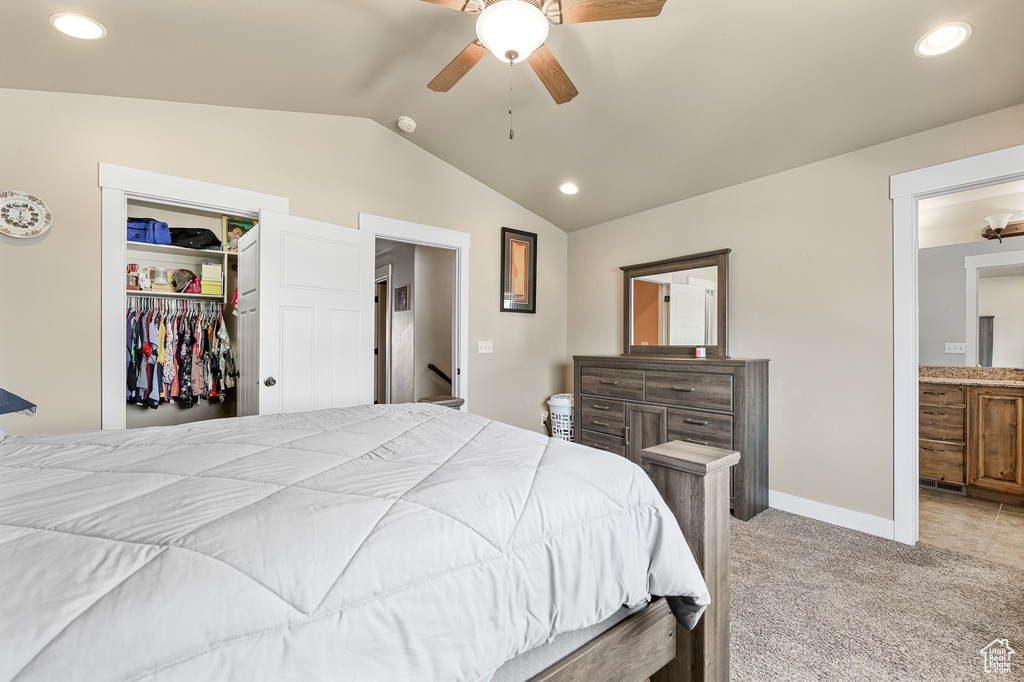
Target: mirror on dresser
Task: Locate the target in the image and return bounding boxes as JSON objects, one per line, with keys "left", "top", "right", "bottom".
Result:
{"left": 621, "top": 249, "right": 729, "bottom": 357}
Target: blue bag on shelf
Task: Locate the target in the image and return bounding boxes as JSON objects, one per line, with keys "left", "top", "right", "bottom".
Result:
{"left": 126, "top": 218, "right": 171, "bottom": 245}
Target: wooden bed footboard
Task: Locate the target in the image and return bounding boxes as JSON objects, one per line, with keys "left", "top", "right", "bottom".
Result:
{"left": 644, "top": 441, "right": 739, "bottom": 682}
{"left": 525, "top": 441, "right": 739, "bottom": 682}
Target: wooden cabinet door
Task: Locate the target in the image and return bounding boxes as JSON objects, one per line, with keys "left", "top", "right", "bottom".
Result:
{"left": 626, "top": 403, "right": 667, "bottom": 471}
{"left": 968, "top": 387, "right": 1024, "bottom": 496}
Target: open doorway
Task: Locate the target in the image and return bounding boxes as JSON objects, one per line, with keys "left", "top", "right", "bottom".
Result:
{"left": 360, "top": 213, "right": 471, "bottom": 411}
{"left": 373, "top": 238, "right": 457, "bottom": 406}
{"left": 374, "top": 265, "right": 391, "bottom": 405}
{"left": 891, "top": 143, "right": 1024, "bottom": 545}
{"left": 916, "top": 180, "right": 1024, "bottom": 566}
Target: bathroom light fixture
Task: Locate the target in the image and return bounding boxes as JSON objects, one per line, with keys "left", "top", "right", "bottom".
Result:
{"left": 559, "top": 182, "right": 580, "bottom": 195}
{"left": 982, "top": 213, "right": 1019, "bottom": 242}
{"left": 50, "top": 13, "right": 107, "bottom": 39}
{"left": 475, "top": 0, "right": 549, "bottom": 64}
{"left": 914, "top": 22, "right": 971, "bottom": 58}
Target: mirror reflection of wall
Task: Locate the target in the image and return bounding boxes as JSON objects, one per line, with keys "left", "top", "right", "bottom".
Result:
{"left": 918, "top": 179, "right": 1024, "bottom": 369}
{"left": 978, "top": 265, "right": 1024, "bottom": 368}
{"left": 631, "top": 265, "right": 718, "bottom": 346}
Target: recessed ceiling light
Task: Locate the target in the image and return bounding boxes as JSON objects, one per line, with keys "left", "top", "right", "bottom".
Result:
{"left": 49, "top": 13, "right": 107, "bottom": 40}
{"left": 915, "top": 22, "right": 971, "bottom": 58}
{"left": 559, "top": 182, "right": 579, "bottom": 195}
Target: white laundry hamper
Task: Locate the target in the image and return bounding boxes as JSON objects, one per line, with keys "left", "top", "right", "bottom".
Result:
{"left": 548, "top": 393, "right": 574, "bottom": 441}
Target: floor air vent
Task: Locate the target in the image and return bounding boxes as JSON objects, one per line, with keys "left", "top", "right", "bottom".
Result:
{"left": 919, "top": 478, "right": 967, "bottom": 496}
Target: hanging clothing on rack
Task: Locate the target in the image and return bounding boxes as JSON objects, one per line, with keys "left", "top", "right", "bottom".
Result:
{"left": 124, "top": 297, "right": 236, "bottom": 410}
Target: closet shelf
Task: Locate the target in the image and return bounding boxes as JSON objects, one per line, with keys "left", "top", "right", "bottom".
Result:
{"left": 126, "top": 242, "right": 226, "bottom": 258}
{"left": 127, "top": 289, "right": 223, "bottom": 300}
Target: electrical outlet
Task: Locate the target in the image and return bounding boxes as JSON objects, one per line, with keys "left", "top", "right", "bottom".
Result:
{"left": 945, "top": 343, "right": 966, "bottom": 354}
{"left": 541, "top": 411, "right": 549, "bottom": 426}
{"left": 478, "top": 340, "right": 493, "bottom": 354}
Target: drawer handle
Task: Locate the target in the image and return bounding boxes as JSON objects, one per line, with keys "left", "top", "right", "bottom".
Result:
{"left": 922, "top": 411, "right": 947, "bottom": 415}
{"left": 591, "top": 404, "right": 611, "bottom": 411}
{"left": 923, "top": 391, "right": 946, "bottom": 395}
{"left": 672, "top": 387, "right": 697, "bottom": 392}
{"left": 685, "top": 438, "right": 711, "bottom": 446}
{"left": 684, "top": 418, "right": 710, "bottom": 426}
{"left": 600, "top": 446, "right": 610, "bottom": 451}
{"left": 592, "top": 420, "right": 611, "bottom": 427}
{"left": 921, "top": 446, "right": 944, "bottom": 452}
{"left": 600, "top": 380, "right": 619, "bottom": 385}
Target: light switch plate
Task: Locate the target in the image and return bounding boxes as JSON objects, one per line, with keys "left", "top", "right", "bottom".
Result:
{"left": 478, "top": 340, "right": 493, "bottom": 354}
{"left": 945, "top": 343, "right": 966, "bottom": 354}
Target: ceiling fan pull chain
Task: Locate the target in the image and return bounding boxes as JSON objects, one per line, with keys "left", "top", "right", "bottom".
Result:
{"left": 508, "top": 58, "right": 515, "bottom": 140}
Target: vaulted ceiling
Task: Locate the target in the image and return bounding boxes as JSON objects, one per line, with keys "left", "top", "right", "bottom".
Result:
{"left": 3, "top": 0, "right": 1023, "bottom": 231}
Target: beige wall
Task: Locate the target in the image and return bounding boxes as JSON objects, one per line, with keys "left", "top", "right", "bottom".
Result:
{"left": 568, "top": 103, "right": 1024, "bottom": 521}
{"left": 414, "top": 245, "right": 455, "bottom": 402}
{"left": 0, "top": 88, "right": 567, "bottom": 436}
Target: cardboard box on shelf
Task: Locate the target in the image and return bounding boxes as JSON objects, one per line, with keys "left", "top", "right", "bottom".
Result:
{"left": 201, "top": 263, "right": 223, "bottom": 284}
{"left": 201, "top": 281, "right": 223, "bottom": 296}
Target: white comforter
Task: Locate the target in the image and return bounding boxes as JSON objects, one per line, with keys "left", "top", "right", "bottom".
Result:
{"left": 0, "top": 404, "right": 709, "bottom": 682}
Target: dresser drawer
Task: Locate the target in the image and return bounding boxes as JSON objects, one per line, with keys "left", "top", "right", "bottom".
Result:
{"left": 666, "top": 408, "right": 733, "bottom": 449}
{"left": 581, "top": 398, "right": 625, "bottom": 422}
{"left": 580, "top": 367, "right": 645, "bottom": 401}
{"left": 919, "top": 439, "right": 965, "bottom": 483}
{"left": 645, "top": 371, "right": 733, "bottom": 411}
{"left": 919, "top": 404, "right": 965, "bottom": 442}
{"left": 581, "top": 429, "right": 626, "bottom": 457}
{"left": 579, "top": 408, "right": 626, "bottom": 437}
{"left": 919, "top": 384, "right": 965, "bottom": 406}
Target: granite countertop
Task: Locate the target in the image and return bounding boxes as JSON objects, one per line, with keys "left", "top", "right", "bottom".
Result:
{"left": 919, "top": 365, "right": 1024, "bottom": 388}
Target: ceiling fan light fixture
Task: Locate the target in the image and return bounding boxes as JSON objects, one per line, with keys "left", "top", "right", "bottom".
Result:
{"left": 49, "top": 13, "right": 107, "bottom": 40}
{"left": 915, "top": 22, "right": 971, "bottom": 58}
{"left": 476, "top": 0, "right": 549, "bottom": 63}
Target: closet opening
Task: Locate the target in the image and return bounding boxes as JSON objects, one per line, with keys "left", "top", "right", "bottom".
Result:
{"left": 124, "top": 200, "right": 242, "bottom": 429}
{"left": 100, "top": 163, "right": 289, "bottom": 430}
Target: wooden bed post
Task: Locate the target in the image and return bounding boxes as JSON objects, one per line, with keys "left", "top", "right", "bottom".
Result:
{"left": 642, "top": 441, "right": 740, "bottom": 682}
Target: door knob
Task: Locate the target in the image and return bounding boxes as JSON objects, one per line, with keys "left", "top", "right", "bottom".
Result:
{"left": 264, "top": 377, "right": 277, "bottom": 387}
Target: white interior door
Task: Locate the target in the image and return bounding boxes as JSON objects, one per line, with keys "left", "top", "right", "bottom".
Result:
{"left": 236, "top": 227, "right": 261, "bottom": 416}
{"left": 669, "top": 282, "right": 706, "bottom": 345}
{"left": 247, "top": 210, "right": 374, "bottom": 415}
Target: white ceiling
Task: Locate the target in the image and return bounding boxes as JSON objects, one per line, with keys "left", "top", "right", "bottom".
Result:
{"left": 3, "top": 0, "right": 1023, "bottom": 232}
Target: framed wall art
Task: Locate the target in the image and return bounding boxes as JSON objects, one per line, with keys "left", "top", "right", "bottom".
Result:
{"left": 394, "top": 284, "right": 411, "bottom": 312}
{"left": 500, "top": 227, "right": 537, "bottom": 314}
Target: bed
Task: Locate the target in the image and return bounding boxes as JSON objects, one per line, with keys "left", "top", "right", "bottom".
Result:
{"left": 0, "top": 403, "right": 724, "bottom": 682}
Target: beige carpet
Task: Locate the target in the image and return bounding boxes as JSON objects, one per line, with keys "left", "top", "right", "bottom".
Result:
{"left": 730, "top": 509, "right": 1024, "bottom": 681}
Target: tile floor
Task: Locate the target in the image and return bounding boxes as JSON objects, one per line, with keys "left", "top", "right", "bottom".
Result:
{"left": 919, "top": 487, "right": 1024, "bottom": 568}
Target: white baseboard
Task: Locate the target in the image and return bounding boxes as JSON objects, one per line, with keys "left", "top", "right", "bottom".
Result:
{"left": 769, "top": 490, "right": 895, "bottom": 540}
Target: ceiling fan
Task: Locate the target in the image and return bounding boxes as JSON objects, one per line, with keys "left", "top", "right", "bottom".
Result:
{"left": 423, "top": 0, "right": 668, "bottom": 104}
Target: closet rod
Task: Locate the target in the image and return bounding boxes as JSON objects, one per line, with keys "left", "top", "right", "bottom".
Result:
{"left": 128, "top": 296, "right": 223, "bottom": 315}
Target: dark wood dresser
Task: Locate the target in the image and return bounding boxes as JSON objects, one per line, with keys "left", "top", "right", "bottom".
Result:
{"left": 573, "top": 355, "right": 769, "bottom": 521}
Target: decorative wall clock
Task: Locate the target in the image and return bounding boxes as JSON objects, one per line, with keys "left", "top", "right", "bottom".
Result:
{"left": 0, "top": 191, "right": 52, "bottom": 239}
